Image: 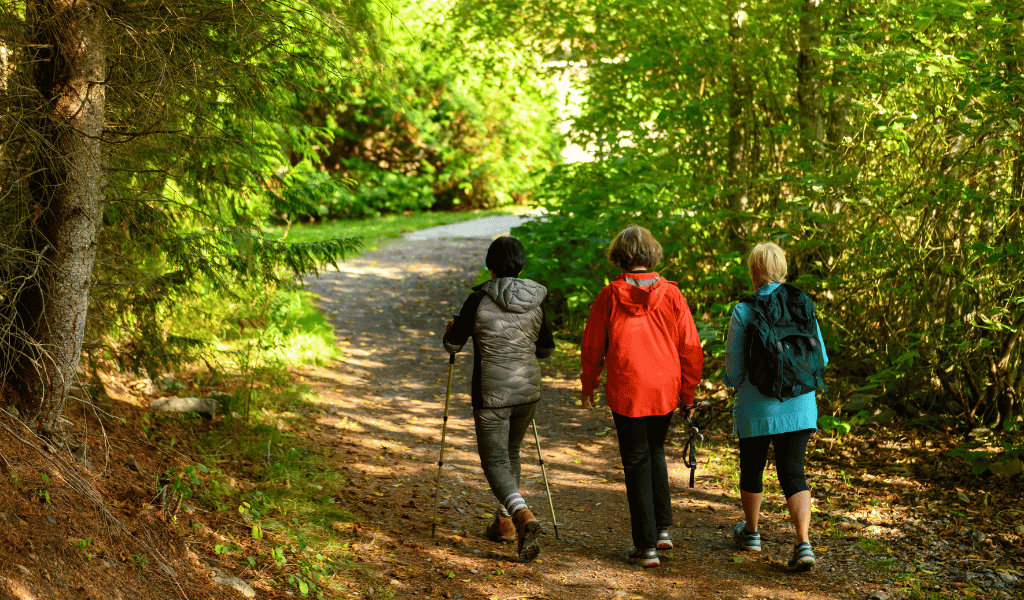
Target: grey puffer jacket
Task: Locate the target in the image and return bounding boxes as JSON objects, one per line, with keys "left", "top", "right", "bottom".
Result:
{"left": 444, "top": 277, "right": 553, "bottom": 410}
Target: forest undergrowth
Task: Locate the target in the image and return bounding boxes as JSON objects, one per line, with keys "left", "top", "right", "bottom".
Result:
{"left": 1, "top": 228, "right": 1021, "bottom": 600}
{"left": 3, "top": 348, "right": 1020, "bottom": 600}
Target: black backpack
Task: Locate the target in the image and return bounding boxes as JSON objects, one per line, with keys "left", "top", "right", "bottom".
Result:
{"left": 740, "top": 283, "right": 827, "bottom": 401}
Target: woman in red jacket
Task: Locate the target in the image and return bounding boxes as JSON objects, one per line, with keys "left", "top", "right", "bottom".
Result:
{"left": 580, "top": 225, "right": 704, "bottom": 568}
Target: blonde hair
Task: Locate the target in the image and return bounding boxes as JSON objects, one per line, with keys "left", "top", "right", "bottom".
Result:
{"left": 748, "top": 242, "right": 787, "bottom": 288}
{"left": 607, "top": 225, "right": 663, "bottom": 271}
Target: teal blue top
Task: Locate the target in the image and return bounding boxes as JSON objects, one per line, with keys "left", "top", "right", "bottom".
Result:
{"left": 724, "top": 282, "right": 828, "bottom": 438}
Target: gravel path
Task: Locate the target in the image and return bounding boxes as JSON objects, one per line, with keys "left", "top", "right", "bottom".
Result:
{"left": 402, "top": 214, "right": 536, "bottom": 240}
{"left": 297, "top": 234, "right": 859, "bottom": 600}
{"left": 296, "top": 226, "right": 1024, "bottom": 600}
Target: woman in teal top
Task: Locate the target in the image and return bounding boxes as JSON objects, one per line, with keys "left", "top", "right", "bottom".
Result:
{"left": 724, "top": 242, "right": 827, "bottom": 572}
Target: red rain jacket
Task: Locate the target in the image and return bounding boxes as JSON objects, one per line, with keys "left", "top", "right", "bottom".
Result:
{"left": 580, "top": 271, "right": 704, "bottom": 418}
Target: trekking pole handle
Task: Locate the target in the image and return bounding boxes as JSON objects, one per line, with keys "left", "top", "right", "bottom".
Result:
{"left": 445, "top": 313, "right": 459, "bottom": 361}
{"left": 684, "top": 399, "right": 710, "bottom": 417}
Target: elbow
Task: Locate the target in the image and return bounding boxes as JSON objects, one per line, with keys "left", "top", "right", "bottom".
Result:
{"left": 536, "top": 347, "right": 554, "bottom": 360}
{"left": 722, "top": 364, "right": 740, "bottom": 386}
{"left": 723, "top": 371, "right": 744, "bottom": 387}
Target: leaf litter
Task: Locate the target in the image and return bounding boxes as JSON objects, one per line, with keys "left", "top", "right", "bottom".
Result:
{"left": 295, "top": 237, "right": 1024, "bottom": 600}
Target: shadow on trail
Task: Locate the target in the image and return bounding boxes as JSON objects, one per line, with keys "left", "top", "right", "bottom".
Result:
{"left": 299, "top": 237, "right": 844, "bottom": 599}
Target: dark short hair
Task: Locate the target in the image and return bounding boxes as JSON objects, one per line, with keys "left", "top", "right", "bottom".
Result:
{"left": 606, "top": 225, "right": 663, "bottom": 271}
{"left": 486, "top": 236, "right": 526, "bottom": 277}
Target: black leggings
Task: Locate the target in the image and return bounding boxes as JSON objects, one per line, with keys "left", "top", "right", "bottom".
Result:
{"left": 738, "top": 429, "right": 813, "bottom": 499}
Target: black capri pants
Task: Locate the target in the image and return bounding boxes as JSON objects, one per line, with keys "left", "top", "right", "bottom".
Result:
{"left": 738, "top": 429, "right": 813, "bottom": 499}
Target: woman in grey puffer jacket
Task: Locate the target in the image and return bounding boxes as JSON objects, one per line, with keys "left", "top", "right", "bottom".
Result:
{"left": 443, "top": 236, "right": 555, "bottom": 562}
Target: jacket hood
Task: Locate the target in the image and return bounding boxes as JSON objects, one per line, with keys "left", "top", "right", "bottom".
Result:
{"left": 610, "top": 272, "right": 674, "bottom": 316}
{"left": 481, "top": 278, "right": 547, "bottom": 314}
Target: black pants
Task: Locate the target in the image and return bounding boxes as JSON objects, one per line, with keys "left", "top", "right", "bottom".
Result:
{"left": 612, "top": 410, "right": 674, "bottom": 549}
{"left": 738, "top": 429, "right": 813, "bottom": 498}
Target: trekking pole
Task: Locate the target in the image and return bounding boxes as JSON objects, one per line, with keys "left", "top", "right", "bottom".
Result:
{"left": 684, "top": 426, "right": 703, "bottom": 488}
{"left": 531, "top": 419, "right": 560, "bottom": 540}
{"left": 431, "top": 352, "right": 456, "bottom": 537}
{"left": 682, "top": 401, "right": 715, "bottom": 488}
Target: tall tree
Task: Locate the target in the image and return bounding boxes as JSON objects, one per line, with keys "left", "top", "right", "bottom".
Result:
{"left": 725, "top": 2, "right": 751, "bottom": 251}
{"left": 1, "top": 0, "right": 381, "bottom": 433}
{"left": 466, "top": 0, "right": 1023, "bottom": 424}
{"left": 796, "top": 0, "right": 823, "bottom": 164}
{"left": 11, "top": 0, "right": 107, "bottom": 432}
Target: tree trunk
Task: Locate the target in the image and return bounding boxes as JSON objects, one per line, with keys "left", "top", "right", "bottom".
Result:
{"left": 725, "top": 3, "right": 749, "bottom": 251}
{"left": 825, "top": 0, "right": 849, "bottom": 151}
{"left": 796, "top": 0, "right": 823, "bottom": 165}
{"left": 13, "top": 0, "right": 106, "bottom": 433}
{"left": 826, "top": 4, "right": 852, "bottom": 217}
{"left": 1006, "top": 10, "right": 1023, "bottom": 199}
{"left": 0, "top": 44, "right": 9, "bottom": 95}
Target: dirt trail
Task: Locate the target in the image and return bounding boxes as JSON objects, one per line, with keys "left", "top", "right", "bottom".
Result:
{"left": 299, "top": 237, "right": 847, "bottom": 600}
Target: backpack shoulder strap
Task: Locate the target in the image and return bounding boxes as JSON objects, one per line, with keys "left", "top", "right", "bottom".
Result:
{"left": 738, "top": 294, "right": 769, "bottom": 327}
{"left": 780, "top": 283, "right": 812, "bottom": 306}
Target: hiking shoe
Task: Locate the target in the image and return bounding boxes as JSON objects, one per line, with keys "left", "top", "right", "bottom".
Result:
{"left": 485, "top": 512, "right": 516, "bottom": 544}
{"left": 787, "top": 542, "right": 815, "bottom": 572}
{"left": 512, "top": 508, "right": 541, "bottom": 563}
{"left": 656, "top": 528, "right": 673, "bottom": 551}
{"left": 733, "top": 522, "right": 761, "bottom": 552}
{"left": 627, "top": 547, "right": 660, "bottom": 568}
